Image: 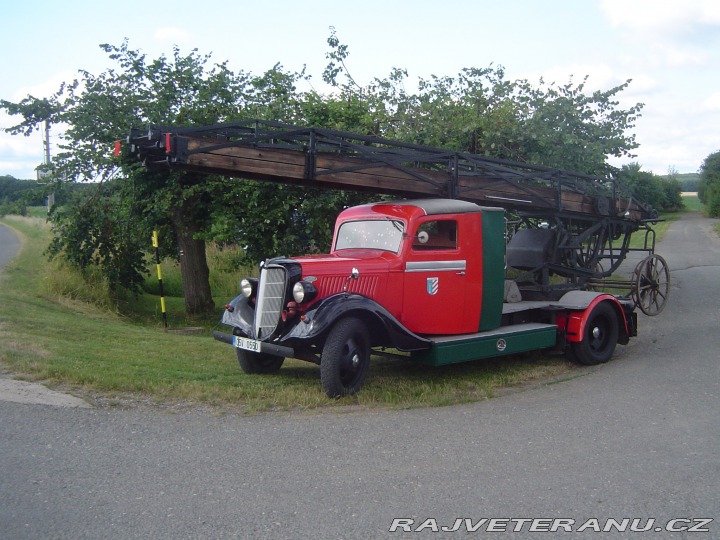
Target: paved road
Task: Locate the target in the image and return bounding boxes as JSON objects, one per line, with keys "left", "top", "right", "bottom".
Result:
{"left": 1, "top": 213, "right": 719, "bottom": 539}
{"left": 0, "top": 222, "right": 20, "bottom": 268}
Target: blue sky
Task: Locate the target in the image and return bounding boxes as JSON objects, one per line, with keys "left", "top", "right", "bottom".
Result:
{"left": 2, "top": 0, "right": 719, "bottom": 178}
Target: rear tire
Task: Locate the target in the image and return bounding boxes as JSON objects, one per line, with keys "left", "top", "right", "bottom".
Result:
{"left": 567, "top": 302, "right": 618, "bottom": 365}
{"left": 236, "top": 349, "right": 284, "bottom": 374}
{"left": 320, "top": 318, "right": 370, "bottom": 397}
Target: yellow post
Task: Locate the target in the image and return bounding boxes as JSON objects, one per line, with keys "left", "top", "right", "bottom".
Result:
{"left": 152, "top": 231, "right": 168, "bottom": 329}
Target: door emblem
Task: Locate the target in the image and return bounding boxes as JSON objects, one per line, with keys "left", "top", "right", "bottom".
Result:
{"left": 426, "top": 277, "right": 439, "bottom": 295}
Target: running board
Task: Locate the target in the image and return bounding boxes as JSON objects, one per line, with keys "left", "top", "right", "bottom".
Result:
{"left": 411, "top": 323, "right": 558, "bottom": 366}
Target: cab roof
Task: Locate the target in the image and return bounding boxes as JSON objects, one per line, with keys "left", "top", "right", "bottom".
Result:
{"left": 346, "top": 199, "right": 502, "bottom": 218}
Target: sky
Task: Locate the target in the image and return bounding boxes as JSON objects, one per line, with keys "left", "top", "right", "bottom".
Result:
{"left": 1, "top": 0, "right": 719, "bottom": 179}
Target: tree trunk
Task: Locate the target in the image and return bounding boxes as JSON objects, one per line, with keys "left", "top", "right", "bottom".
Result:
{"left": 172, "top": 206, "right": 215, "bottom": 315}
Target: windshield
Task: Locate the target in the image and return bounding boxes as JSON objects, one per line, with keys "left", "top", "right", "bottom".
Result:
{"left": 334, "top": 219, "right": 405, "bottom": 253}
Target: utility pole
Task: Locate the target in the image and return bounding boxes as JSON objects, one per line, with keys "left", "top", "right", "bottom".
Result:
{"left": 40, "top": 120, "right": 55, "bottom": 212}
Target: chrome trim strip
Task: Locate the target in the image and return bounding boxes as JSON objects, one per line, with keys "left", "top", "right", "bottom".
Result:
{"left": 405, "top": 260, "right": 467, "bottom": 272}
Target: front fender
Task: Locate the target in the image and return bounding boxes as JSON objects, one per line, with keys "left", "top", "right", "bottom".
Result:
{"left": 220, "top": 294, "right": 254, "bottom": 337}
{"left": 283, "top": 294, "right": 431, "bottom": 352}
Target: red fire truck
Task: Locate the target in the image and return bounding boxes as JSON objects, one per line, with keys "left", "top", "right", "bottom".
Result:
{"left": 212, "top": 198, "right": 636, "bottom": 397}
{"left": 125, "top": 121, "right": 668, "bottom": 397}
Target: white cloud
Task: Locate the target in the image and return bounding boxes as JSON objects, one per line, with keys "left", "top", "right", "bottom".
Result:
{"left": 10, "top": 71, "right": 78, "bottom": 102}
{"left": 600, "top": 0, "right": 720, "bottom": 68}
{"left": 702, "top": 92, "right": 720, "bottom": 112}
{"left": 600, "top": 0, "right": 720, "bottom": 35}
{"left": 522, "top": 63, "right": 657, "bottom": 96}
{"left": 153, "top": 27, "right": 191, "bottom": 44}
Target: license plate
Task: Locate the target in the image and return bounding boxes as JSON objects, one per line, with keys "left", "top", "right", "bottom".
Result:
{"left": 233, "top": 336, "right": 261, "bottom": 353}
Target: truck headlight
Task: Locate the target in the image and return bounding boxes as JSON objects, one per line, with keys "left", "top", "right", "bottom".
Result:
{"left": 292, "top": 281, "right": 317, "bottom": 304}
{"left": 240, "top": 278, "right": 255, "bottom": 298}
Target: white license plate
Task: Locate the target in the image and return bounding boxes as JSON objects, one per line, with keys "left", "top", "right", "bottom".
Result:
{"left": 233, "top": 336, "right": 261, "bottom": 353}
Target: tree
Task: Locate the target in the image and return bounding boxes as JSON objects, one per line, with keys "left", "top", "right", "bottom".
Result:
{"left": 661, "top": 168, "right": 684, "bottom": 211}
{"left": 1, "top": 42, "right": 309, "bottom": 313}
{"left": 322, "top": 30, "right": 644, "bottom": 178}
{"left": 699, "top": 150, "right": 720, "bottom": 217}
{"left": 615, "top": 162, "right": 683, "bottom": 212}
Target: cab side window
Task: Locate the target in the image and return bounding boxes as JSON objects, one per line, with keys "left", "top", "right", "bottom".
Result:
{"left": 412, "top": 220, "right": 458, "bottom": 250}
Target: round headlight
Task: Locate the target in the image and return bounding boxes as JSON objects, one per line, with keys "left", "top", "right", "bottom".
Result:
{"left": 292, "top": 281, "right": 317, "bottom": 304}
{"left": 240, "top": 279, "right": 253, "bottom": 298}
{"left": 292, "top": 281, "right": 306, "bottom": 303}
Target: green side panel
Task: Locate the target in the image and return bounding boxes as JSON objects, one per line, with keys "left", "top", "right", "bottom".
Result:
{"left": 479, "top": 208, "right": 505, "bottom": 331}
{"left": 410, "top": 324, "right": 557, "bottom": 366}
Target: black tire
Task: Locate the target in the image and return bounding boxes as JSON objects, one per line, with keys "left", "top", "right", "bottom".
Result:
{"left": 236, "top": 349, "right": 284, "bottom": 374}
{"left": 320, "top": 317, "right": 371, "bottom": 397}
{"left": 567, "top": 302, "right": 619, "bottom": 365}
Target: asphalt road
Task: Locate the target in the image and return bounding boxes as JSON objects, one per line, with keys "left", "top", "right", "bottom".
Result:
{"left": 1, "top": 213, "right": 719, "bottom": 539}
{"left": 0, "top": 222, "right": 20, "bottom": 268}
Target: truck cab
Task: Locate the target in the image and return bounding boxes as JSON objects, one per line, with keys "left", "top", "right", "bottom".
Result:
{"left": 323, "top": 199, "right": 504, "bottom": 335}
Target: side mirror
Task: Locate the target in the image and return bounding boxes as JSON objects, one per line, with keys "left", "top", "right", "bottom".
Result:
{"left": 344, "top": 268, "right": 360, "bottom": 292}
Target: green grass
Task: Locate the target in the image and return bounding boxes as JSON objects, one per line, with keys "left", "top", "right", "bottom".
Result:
{"left": 682, "top": 194, "right": 704, "bottom": 213}
{"left": 0, "top": 213, "right": 576, "bottom": 412}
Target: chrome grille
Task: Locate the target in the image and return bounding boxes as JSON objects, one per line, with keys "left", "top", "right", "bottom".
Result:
{"left": 254, "top": 265, "right": 287, "bottom": 340}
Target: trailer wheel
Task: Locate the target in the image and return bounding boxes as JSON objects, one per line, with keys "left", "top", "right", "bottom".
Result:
{"left": 568, "top": 302, "right": 618, "bottom": 365}
{"left": 320, "top": 317, "right": 370, "bottom": 397}
{"left": 236, "top": 349, "right": 284, "bottom": 374}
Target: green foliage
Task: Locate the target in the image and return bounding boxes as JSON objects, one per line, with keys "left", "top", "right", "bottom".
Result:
{"left": 513, "top": 78, "right": 643, "bottom": 175}
{"left": 616, "top": 163, "right": 683, "bottom": 212}
{"left": 661, "top": 176, "right": 684, "bottom": 211}
{"left": 0, "top": 198, "right": 27, "bottom": 217}
{"left": 699, "top": 150, "right": 720, "bottom": 217}
{"left": 1, "top": 175, "right": 38, "bottom": 199}
{"left": 45, "top": 180, "right": 149, "bottom": 294}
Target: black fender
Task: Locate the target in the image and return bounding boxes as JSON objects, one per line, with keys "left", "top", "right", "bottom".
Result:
{"left": 220, "top": 294, "right": 254, "bottom": 337}
{"left": 282, "top": 294, "right": 432, "bottom": 352}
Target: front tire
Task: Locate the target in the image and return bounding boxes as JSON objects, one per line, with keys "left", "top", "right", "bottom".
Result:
{"left": 236, "top": 349, "right": 284, "bottom": 374}
{"left": 320, "top": 318, "right": 371, "bottom": 397}
{"left": 567, "top": 302, "right": 619, "bottom": 365}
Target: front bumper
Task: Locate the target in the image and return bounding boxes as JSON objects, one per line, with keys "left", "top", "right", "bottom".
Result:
{"left": 212, "top": 331, "right": 295, "bottom": 358}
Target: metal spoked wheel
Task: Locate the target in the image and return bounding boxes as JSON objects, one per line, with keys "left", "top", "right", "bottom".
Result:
{"left": 633, "top": 254, "right": 670, "bottom": 316}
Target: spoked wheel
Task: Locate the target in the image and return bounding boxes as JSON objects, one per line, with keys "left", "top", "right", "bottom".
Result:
{"left": 320, "top": 318, "right": 370, "bottom": 398}
{"left": 236, "top": 349, "right": 284, "bottom": 374}
{"left": 567, "top": 302, "right": 619, "bottom": 365}
{"left": 633, "top": 254, "right": 670, "bottom": 316}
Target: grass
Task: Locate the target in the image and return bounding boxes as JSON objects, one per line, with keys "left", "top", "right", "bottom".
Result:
{"left": 1, "top": 201, "right": 699, "bottom": 412}
{"left": 681, "top": 194, "right": 705, "bottom": 213}
{"left": 0, "top": 212, "right": 578, "bottom": 413}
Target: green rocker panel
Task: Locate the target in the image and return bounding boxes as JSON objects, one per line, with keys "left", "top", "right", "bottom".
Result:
{"left": 411, "top": 323, "right": 558, "bottom": 366}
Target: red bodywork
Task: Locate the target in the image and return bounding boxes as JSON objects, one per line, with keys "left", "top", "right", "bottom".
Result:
{"left": 293, "top": 202, "right": 485, "bottom": 335}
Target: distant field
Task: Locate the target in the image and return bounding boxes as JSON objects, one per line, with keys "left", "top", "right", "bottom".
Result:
{"left": 681, "top": 193, "right": 704, "bottom": 213}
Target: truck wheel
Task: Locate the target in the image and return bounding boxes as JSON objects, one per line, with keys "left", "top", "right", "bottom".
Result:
{"left": 236, "top": 349, "right": 284, "bottom": 374}
{"left": 320, "top": 318, "right": 370, "bottom": 397}
{"left": 568, "top": 302, "right": 618, "bottom": 365}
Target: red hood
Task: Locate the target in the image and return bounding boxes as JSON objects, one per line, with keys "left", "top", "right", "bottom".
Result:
{"left": 293, "top": 250, "right": 401, "bottom": 300}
